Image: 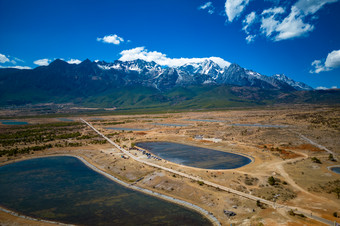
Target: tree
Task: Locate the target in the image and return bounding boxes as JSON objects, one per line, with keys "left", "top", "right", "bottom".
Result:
{"left": 268, "top": 176, "right": 276, "bottom": 186}
{"left": 329, "top": 154, "right": 336, "bottom": 161}
{"left": 256, "top": 200, "right": 261, "bottom": 207}
{"left": 311, "top": 157, "right": 321, "bottom": 164}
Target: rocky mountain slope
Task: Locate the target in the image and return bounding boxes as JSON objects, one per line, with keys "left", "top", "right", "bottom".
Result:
{"left": 1, "top": 58, "right": 338, "bottom": 109}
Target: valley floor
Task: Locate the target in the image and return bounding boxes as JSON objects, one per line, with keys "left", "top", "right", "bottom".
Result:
{"left": 0, "top": 105, "right": 339, "bottom": 225}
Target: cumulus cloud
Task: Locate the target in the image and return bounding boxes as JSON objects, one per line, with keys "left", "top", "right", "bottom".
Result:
{"left": 325, "top": 50, "right": 340, "bottom": 68}
{"left": 310, "top": 50, "right": 340, "bottom": 73}
{"left": 97, "top": 34, "right": 124, "bottom": 45}
{"left": 34, "top": 58, "right": 51, "bottom": 66}
{"left": 260, "top": 7, "right": 285, "bottom": 37}
{"left": 0, "top": 53, "right": 10, "bottom": 63}
{"left": 245, "top": 34, "right": 256, "bottom": 43}
{"left": 274, "top": 6, "right": 314, "bottom": 41}
{"left": 261, "top": 0, "right": 338, "bottom": 41}
{"left": 242, "top": 12, "right": 257, "bottom": 42}
{"left": 295, "top": 0, "right": 338, "bottom": 15}
{"left": 0, "top": 65, "right": 31, "bottom": 69}
{"left": 233, "top": 0, "right": 339, "bottom": 42}
{"left": 316, "top": 86, "right": 338, "bottom": 90}
{"left": 225, "top": 0, "right": 250, "bottom": 22}
{"left": 243, "top": 11, "right": 256, "bottom": 32}
{"left": 198, "top": 2, "right": 215, "bottom": 14}
{"left": 67, "top": 59, "right": 82, "bottom": 64}
{"left": 119, "top": 47, "right": 231, "bottom": 68}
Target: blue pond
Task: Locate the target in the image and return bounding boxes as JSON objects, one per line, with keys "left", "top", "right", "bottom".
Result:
{"left": 136, "top": 142, "right": 252, "bottom": 169}
{"left": 228, "top": 123, "right": 288, "bottom": 128}
{"left": 0, "top": 120, "right": 28, "bottom": 125}
{"left": 0, "top": 156, "right": 211, "bottom": 226}
{"left": 152, "top": 123, "right": 190, "bottom": 127}
{"left": 58, "top": 118, "right": 74, "bottom": 122}
{"left": 330, "top": 167, "right": 340, "bottom": 174}
{"left": 105, "top": 127, "right": 148, "bottom": 131}
{"left": 185, "top": 119, "right": 223, "bottom": 123}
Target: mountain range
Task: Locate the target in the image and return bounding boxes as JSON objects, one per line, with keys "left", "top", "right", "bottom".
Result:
{"left": 0, "top": 59, "right": 339, "bottom": 110}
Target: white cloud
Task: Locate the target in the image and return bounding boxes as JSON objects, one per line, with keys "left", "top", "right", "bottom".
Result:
{"left": 316, "top": 86, "right": 338, "bottom": 90}
{"left": 242, "top": 12, "right": 257, "bottom": 43}
{"left": 67, "top": 59, "right": 82, "bottom": 64}
{"left": 225, "top": 0, "right": 250, "bottom": 22}
{"left": 260, "top": 7, "right": 285, "bottom": 37}
{"left": 295, "top": 0, "right": 338, "bottom": 15}
{"left": 0, "top": 65, "right": 31, "bottom": 69}
{"left": 97, "top": 34, "right": 124, "bottom": 45}
{"left": 310, "top": 50, "right": 340, "bottom": 73}
{"left": 243, "top": 11, "right": 256, "bottom": 33}
{"left": 13, "top": 57, "right": 24, "bottom": 63}
{"left": 245, "top": 34, "right": 256, "bottom": 43}
{"left": 119, "top": 47, "right": 231, "bottom": 68}
{"left": 262, "top": 7, "right": 285, "bottom": 15}
{"left": 239, "top": 0, "right": 339, "bottom": 42}
{"left": 274, "top": 6, "right": 314, "bottom": 41}
{"left": 198, "top": 2, "right": 215, "bottom": 14}
{"left": 325, "top": 50, "right": 340, "bottom": 68}
{"left": 34, "top": 58, "right": 51, "bottom": 66}
{"left": 310, "top": 60, "right": 326, "bottom": 73}
{"left": 0, "top": 53, "right": 10, "bottom": 63}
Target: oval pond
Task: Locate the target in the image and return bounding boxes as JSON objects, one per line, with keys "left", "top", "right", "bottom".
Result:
{"left": 0, "top": 156, "right": 211, "bottom": 226}
{"left": 330, "top": 167, "right": 340, "bottom": 174}
{"left": 136, "top": 142, "right": 252, "bottom": 169}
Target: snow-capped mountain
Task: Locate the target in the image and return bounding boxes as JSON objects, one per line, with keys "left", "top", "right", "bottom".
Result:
{"left": 2, "top": 58, "right": 337, "bottom": 108}
{"left": 93, "top": 59, "right": 312, "bottom": 91}
{"left": 272, "top": 74, "right": 312, "bottom": 90}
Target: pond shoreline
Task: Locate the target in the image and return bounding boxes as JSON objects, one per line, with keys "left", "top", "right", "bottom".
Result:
{"left": 327, "top": 165, "right": 340, "bottom": 174}
{"left": 136, "top": 141, "right": 254, "bottom": 170}
{"left": 0, "top": 154, "right": 221, "bottom": 226}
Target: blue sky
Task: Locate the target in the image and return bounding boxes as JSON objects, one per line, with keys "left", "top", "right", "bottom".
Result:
{"left": 0, "top": 0, "right": 339, "bottom": 89}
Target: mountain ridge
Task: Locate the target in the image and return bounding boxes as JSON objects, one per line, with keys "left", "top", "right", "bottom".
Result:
{"left": 1, "top": 58, "right": 338, "bottom": 110}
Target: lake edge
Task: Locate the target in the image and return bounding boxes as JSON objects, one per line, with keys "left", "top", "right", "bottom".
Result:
{"left": 0, "top": 154, "right": 219, "bottom": 226}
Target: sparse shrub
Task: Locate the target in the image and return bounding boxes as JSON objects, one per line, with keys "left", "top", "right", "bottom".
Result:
{"left": 329, "top": 154, "right": 336, "bottom": 162}
{"left": 268, "top": 176, "right": 276, "bottom": 186}
{"left": 256, "top": 200, "right": 261, "bottom": 207}
{"left": 311, "top": 157, "right": 322, "bottom": 164}
{"left": 197, "top": 181, "right": 204, "bottom": 186}
{"left": 333, "top": 212, "right": 338, "bottom": 218}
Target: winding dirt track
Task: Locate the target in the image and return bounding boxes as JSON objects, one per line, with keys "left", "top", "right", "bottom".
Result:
{"left": 81, "top": 118, "right": 334, "bottom": 226}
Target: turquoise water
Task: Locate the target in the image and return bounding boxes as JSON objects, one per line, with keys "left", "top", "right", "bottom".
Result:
{"left": 58, "top": 118, "right": 74, "bottom": 122}
{"left": 0, "top": 156, "right": 211, "bottom": 226}
{"left": 105, "top": 127, "right": 148, "bottom": 131}
{"left": 0, "top": 120, "right": 28, "bottom": 125}
{"left": 152, "top": 123, "right": 190, "bottom": 127}
{"left": 331, "top": 167, "right": 340, "bottom": 174}
{"left": 136, "top": 142, "right": 252, "bottom": 169}
{"left": 228, "top": 123, "right": 288, "bottom": 128}
{"left": 185, "top": 119, "right": 223, "bottom": 122}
